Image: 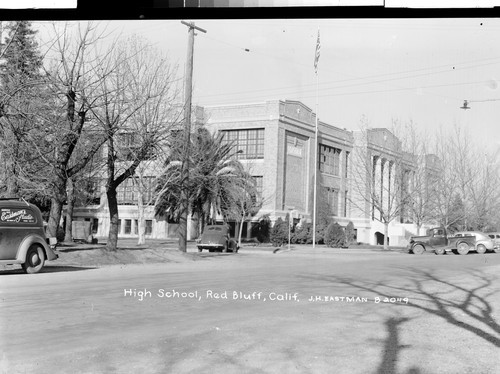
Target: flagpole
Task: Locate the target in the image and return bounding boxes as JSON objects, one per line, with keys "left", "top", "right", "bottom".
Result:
{"left": 312, "top": 70, "right": 319, "bottom": 249}
{"left": 312, "top": 28, "right": 320, "bottom": 249}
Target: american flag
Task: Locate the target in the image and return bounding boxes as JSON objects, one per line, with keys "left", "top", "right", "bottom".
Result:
{"left": 314, "top": 29, "right": 320, "bottom": 74}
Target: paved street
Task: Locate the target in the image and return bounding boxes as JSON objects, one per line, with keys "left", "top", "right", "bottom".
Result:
{"left": 1, "top": 248, "right": 500, "bottom": 374}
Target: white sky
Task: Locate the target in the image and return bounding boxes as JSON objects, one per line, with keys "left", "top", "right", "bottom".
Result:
{"left": 36, "top": 18, "right": 500, "bottom": 153}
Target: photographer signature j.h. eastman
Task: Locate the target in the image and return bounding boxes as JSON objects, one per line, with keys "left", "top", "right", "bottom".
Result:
{"left": 123, "top": 288, "right": 409, "bottom": 304}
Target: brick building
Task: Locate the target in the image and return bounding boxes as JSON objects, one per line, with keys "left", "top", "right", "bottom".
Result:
{"left": 203, "top": 100, "right": 353, "bottom": 238}
{"left": 70, "top": 99, "right": 437, "bottom": 246}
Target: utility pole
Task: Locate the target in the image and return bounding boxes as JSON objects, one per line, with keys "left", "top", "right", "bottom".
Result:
{"left": 178, "top": 21, "right": 206, "bottom": 252}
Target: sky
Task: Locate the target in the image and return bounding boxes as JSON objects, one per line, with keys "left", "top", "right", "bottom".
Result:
{"left": 35, "top": 18, "right": 500, "bottom": 155}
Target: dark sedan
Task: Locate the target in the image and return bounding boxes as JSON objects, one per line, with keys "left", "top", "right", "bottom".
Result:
{"left": 197, "top": 225, "right": 239, "bottom": 253}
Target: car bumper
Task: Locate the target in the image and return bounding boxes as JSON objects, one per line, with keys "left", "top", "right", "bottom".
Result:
{"left": 197, "top": 243, "right": 224, "bottom": 249}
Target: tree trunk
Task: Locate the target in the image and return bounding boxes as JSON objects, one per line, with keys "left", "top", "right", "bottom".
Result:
{"left": 238, "top": 215, "right": 245, "bottom": 248}
{"left": 47, "top": 197, "right": 63, "bottom": 239}
{"left": 384, "top": 221, "right": 389, "bottom": 250}
{"left": 137, "top": 189, "right": 146, "bottom": 245}
{"left": 5, "top": 159, "right": 19, "bottom": 197}
{"left": 64, "top": 178, "right": 75, "bottom": 243}
{"left": 4, "top": 128, "right": 20, "bottom": 197}
{"left": 417, "top": 223, "right": 422, "bottom": 236}
{"left": 106, "top": 188, "right": 119, "bottom": 251}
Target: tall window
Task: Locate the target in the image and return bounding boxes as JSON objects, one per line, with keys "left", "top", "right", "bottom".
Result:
{"left": 146, "top": 220, "right": 153, "bottom": 235}
{"left": 116, "top": 176, "right": 156, "bottom": 205}
{"left": 319, "top": 145, "right": 341, "bottom": 176}
{"left": 252, "top": 176, "right": 263, "bottom": 201}
{"left": 325, "top": 187, "right": 339, "bottom": 216}
{"left": 117, "top": 178, "right": 135, "bottom": 205}
{"left": 124, "top": 219, "right": 132, "bottom": 234}
{"left": 343, "top": 190, "right": 348, "bottom": 217}
{"left": 345, "top": 151, "right": 350, "bottom": 178}
{"left": 221, "top": 128, "right": 265, "bottom": 159}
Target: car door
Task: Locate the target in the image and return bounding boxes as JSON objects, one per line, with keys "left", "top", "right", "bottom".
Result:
{"left": 0, "top": 207, "right": 39, "bottom": 260}
{"left": 429, "top": 228, "right": 447, "bottom": 247}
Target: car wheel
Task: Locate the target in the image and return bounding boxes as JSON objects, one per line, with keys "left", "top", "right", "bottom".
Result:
{"left": 494, "top": 246, "right": 500, "bottom": 253}
{"left": 22, "top": 245, "right": 46, "bottom": 274}
{"left": 434, "top": 247, "right": 445, "bottom": 255}
{"left": 476, "top": 244, "right": 487, "bottom": 254}
{"left": 457, "top": 242, "right": 470, "bottom": 255}
{"left": 197, "top": 247, "right": 202, "bottom": 253}
{"left": 412, "top": 244, "right": 425, "bottom": 255}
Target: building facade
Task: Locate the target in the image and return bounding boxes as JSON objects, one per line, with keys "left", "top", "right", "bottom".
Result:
{"left": 70, "top": 99, "right": 437, "bottom": 246}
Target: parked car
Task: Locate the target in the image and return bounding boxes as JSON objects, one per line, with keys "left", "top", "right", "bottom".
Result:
{"left": 407, "top": 227, "right": 476, "bottom": 255}
{"left": 486, "top": 232, "right": 500, "bottom": 253}
{"left": 0, "top": 198, "right": 58, "bottom": 273}
{"left": 453, "top": 231, "right": 498, "bottom": 254}
{"left": 197, "top": 225, "right": 239, "bottom": 253}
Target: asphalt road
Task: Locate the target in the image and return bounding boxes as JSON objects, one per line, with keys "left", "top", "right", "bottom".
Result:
{"left": 1, "top": 248, "right": 500, "bottom": 374}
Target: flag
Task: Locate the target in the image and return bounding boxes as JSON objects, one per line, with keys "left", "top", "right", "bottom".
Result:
{"left": 314, "top": 29, "right": 320, "bottom": 74}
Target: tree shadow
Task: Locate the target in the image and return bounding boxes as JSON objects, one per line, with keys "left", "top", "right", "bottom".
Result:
{"left": 301, "top": 268, "right": 500, "bottom": 348}
{"left": 375, "top": 316, "right": 423, "bottom": 374}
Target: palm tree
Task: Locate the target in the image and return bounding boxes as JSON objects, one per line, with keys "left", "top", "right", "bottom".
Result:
{"left": 155, "top": 127, "right": 254, "bottom": 237}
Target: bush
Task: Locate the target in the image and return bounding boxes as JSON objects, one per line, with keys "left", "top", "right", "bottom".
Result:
{"left": 251, "top": 215, "right": 271, "bottom": 243}
{"left": 314, "top": 217, "right": 332, "bottom": 245}
{"left": 291, "top": 222, "right": 313, "bottom": 244}
{"left": 270, "top": 217, "right": 289, "bottom": 247}
{"left": 324, "top": 222, "right": 346, "bottom": 248}
{"left": 345, "top": 221, "right": 356, "bottom": 247}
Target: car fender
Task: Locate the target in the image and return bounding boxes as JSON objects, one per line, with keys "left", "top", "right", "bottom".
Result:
{"left": 410, "top": 241, "right": 427, "bottom": 251}
{"left": 455, "top": 239, "right": 473, "bottom": 249}
{"left": 16, "top": 235, "right": 53, "bottom": 262}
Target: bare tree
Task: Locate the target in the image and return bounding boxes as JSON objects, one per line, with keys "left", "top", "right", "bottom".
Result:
{"left": 465, "top": 145, "right": 500, "bottom": 231}
{"left": 392, "top": 120, "right": 440, "bottom": 235}
{"left": 222, "top": 170, "right": 261, "bottom": 247}
{"left": 131, "top": 159, "right": 169, "bottom": 245}
{"left": 32, "top": 22, "right": 118, "bottom": 238}
{"left": 429, "top": 125, "right": 479, "bottom": 232}
{"left": 349, "top": 120, "right": 412, "bottom": 249}
{"left": 90, "top": 35, "right": 180, "bottom": 251}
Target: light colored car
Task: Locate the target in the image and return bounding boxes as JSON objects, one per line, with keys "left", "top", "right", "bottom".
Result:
{"left": 486, "top": 232, "right": 500, "bottom": 253}
{"left": 453, "top": 231, "right": 497, "bottom": 254}
{"left": 196, "top": 225, "right": 239, "bottom": 253}
{"left": 0, "top": 199, "right": 58, "bottom": 273}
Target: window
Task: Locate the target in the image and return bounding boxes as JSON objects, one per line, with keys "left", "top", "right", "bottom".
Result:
{"left": 343, "top": 190, "right": 348, "bottom": 217}
{"left": 141, "top": 177, "right": 156, "bottom": 205}
{"left": 221, "top": 129, "right": 264, "bottom": 159}
{"left": 92, "top": 219, "right": 98, "bottom": 234}
{"left": 146, "top": 220, "right": 153, "bottom": 235}
{"left": 319, "top": 145, "right": 341, "bottom": 176}
{"left": 117, "top": 178, "right": 135, "bottom": 205}
{"left": 252, "top": 176, "right": 263, "bottom": 201}
{"left": 86, "top": 179, "right": 101, "bottom": 205}
{"left": 124, "top": 219, "right": 132, "bottom": 234}
{"left": 116, "top": 176, "right": 156, "bottom": 206}
{"left": 134, "top": 220, "right": 138, "bottom": 235}
{"left": 345, "top": 151, "right": 349, "bottom": 178}
{"left": 118, "top": 219, "right": 122, "bottom": 234}
{"left": 324, "top": 187, "right": 339, "bottom": 216}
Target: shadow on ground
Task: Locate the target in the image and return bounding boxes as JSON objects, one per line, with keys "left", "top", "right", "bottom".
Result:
{"left": 299, "top": 267, "right": 500, "bottom": 373}
{"left": 0, "top": 265, "right": 95, "bottom": 275}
